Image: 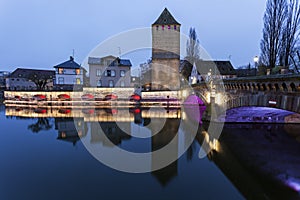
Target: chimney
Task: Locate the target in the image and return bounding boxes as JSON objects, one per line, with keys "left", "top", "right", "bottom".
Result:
{"left": 70, "top": 56, "right": 74, "bottom": 61}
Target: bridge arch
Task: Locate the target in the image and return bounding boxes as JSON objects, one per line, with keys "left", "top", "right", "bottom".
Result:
{"left": 224, "top": 93, "right": 300, "bottom": 114}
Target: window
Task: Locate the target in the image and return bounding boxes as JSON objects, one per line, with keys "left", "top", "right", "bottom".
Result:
{"left": 96, "top": 69, "right": 102, "bottom": 77}
{"left": 105, "top": 70, "right": 115, "bottom": 77}
{"left": 120, "top": 70, "right": 125, "bottom": 77}
{"left": 168, "top": 25, "right": 170, "bottom": 30}
{"left": 162, "top": 25, "right": 164, "bottom": 30}
{"left": 75, "top": 69, "right": 81, "bottom": 75}
{"left": 156, "top": 25, "right": 159, "bottom": 30}
{"left": 174, "top": 25, "right": 177, "bottom": 30}
{"left": 97, "top": 80, "right": 102, "bottom": 87}
{"left": 58, "top": 68, "right": 64, "bottom": 74}
{"left": 58, "top": 77, "right": 64, "bottom": 84}
{"left": 76, "top": 78, "right": 81, "bottom": 85}
{"left": 120, "top": 81, "right": 125, "bottom": 87}
{"left": 109, "top": 80, "right": 114, "bottom": 87}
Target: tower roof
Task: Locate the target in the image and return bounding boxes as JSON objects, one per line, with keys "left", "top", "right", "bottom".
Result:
{"left": 152, "top": 8, "right": 180, "bottom": 26}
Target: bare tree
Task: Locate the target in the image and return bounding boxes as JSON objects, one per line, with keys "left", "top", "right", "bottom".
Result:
{"left": 280, "top": 0, "right": 300, "bottom": 68}
{"left": 260, "top": 0, "right": 287, "bottom": 69}
{"left": 186, "top": 27, "right": 200, "bottom": 64}
{"left": 27, "top": 72, "right": 53, "bottom": 90}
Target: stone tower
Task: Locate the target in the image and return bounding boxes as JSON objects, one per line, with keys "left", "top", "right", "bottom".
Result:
{"left": 152, "top": 8, "right": 181, "bottom": 91}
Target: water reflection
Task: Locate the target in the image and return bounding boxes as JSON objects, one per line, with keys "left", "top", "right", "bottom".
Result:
{"left": 212, "top": 123, "right": 300, "bottom": 199}
{"left": 28, "top": 118, "right": 52, "bottom": 133}
{"left": 3, "top": 105, "right": 300, "bottom": 199}
{"left": 55, "top": 118, "right": 88, "bottom": 146}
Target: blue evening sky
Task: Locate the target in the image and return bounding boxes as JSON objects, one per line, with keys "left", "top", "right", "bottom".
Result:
{"left": 0, "top": 0, "right": 266, "bottom": 72}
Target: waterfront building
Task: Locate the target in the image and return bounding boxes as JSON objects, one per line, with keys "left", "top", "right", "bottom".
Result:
{"left": 186, "top": 60, "right": 237, "bottom": 84}
{"left": 5, "top": 68, "right": 55, "bottom": 91}
{"left": 53, "top": 56, "right": 87, "bottom": 90}
{"left": 151, "top": 8, "right": 181, "bottom": 91}
{"left": 0, "top": 71, "right": 10, "bottom": 89}
{"left": 88, "top": 55, "right": 132, "bottom": 88}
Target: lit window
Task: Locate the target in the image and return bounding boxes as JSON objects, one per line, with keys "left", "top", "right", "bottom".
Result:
{"left": 96, "top": 69, "right": 102, "bottom": 77}
{"left": 58, "top": 68, "right": 64, "bottom": 74}
{"left": 76, "top": 78, "right": 81, "bottom": 85}
{"left": 120, "top": 70, "right": 125, "bottom": 77}
{"left": 109, "top": 80, "right": 114, "bottom": 87}
{"left": 75, "top": 69, "right": 81, "bottom": 75}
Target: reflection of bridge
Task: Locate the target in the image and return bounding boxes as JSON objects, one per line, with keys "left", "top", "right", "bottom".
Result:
{"left": 192, "top": 74, "right": 300, "bottom": 118}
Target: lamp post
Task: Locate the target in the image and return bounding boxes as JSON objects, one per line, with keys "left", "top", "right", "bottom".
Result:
{"left": 254, "top": 56, "right": 259, "bottom": 76}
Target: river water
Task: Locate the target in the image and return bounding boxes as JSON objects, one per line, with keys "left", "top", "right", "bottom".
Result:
{"left": 0, "top": 104, "right": 299, "bottom": 200}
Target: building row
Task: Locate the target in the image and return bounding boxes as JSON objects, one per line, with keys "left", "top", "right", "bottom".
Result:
{"left": 4, "top": 55, "right": 133, "bottom": 91}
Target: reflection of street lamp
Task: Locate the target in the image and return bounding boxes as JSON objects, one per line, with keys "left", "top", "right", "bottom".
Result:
{"left": 254, "top": 56, "right": 259, "bottom": 76}
{"left": 207, "top": 69, "right": 215, "bottom": 98}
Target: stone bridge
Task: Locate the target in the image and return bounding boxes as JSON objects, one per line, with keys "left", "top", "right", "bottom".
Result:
{"left": 192, "top": 74, "right": 300, "bottom": 116}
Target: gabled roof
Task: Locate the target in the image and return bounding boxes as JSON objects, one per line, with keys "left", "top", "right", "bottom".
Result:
{"left": 54, "top": 56, "right": 82, "bottom": 69}
{"left": 9, "top": 68, "right": 55, "bottom": 78}
{"left": 180, "top": 60, "right": 236, "bottom": 76}
{"left": 152, "top": 8, "right": 180, "bottom": 26}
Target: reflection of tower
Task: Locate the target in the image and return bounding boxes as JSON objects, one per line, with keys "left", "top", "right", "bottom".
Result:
{"left": 151, "top": 8, "right": 181, "bottom": 91}
{"left": 90, "top": 122, "right": 131, "bottom": 147}
{"left": 151, "top": 119, "right": 180, "bottom": 186}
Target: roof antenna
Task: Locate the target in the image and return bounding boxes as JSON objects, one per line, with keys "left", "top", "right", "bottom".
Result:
{"left": 72, "top": 49, "right": 75, "bottom": 59}
{"left": 118, "top": 47, "right": 121, "bottom": 58}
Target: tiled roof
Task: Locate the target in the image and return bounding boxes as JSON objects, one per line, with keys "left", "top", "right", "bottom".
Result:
{"left": 88, "top": 56, "right": 132, "bottom": 67}
{"left": 181, "top": 60, "right": 236, "bottom": 76}
{"left": 152, "top": 8, "right": 180, "bottom": 25}
{"left": 54, "top": 56, "right": 81, "bottom": 69}
{"left": 9, "top": 68, "right": 55, "bottom": 78}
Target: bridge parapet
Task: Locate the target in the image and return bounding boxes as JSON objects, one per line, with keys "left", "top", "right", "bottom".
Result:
{"left": 223, "top": 74, "right": 300, "bottom": 93}
{"left": 192, "top": 75, "right": 300, "bottom": 115}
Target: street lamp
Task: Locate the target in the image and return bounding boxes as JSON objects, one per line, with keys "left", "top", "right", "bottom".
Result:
{"left": 254, "top": 56, "right": 259, "bottom": 76}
